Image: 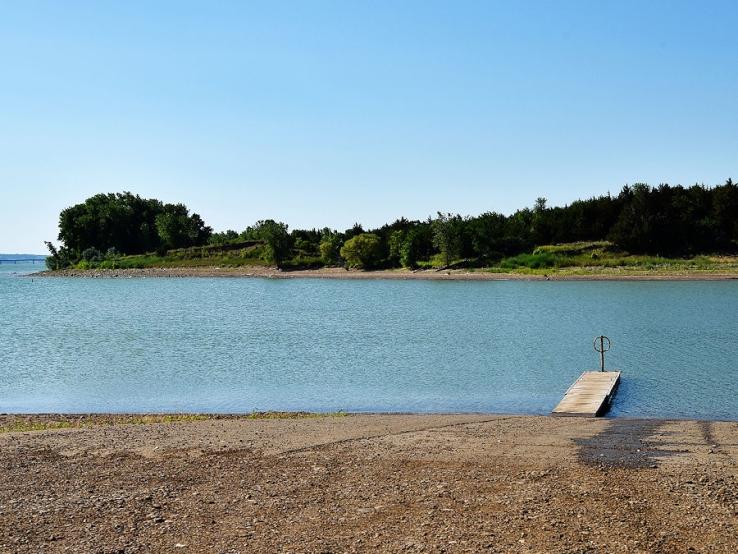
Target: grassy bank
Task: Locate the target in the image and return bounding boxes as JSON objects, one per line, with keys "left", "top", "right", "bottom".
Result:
{"left": 486, "top": 241, "right": 738, "bottom": 276}
{"left": 65, "top": 240, "right": 738, "bottom": 277}
{"left": 0, "top": 411, "right": 348, "bottom": 434}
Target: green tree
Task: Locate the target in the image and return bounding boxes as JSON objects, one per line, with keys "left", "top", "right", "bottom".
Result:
{"left": 711, "top": 179, "right": 738, "bottom": 248}
{"left": 55, "top": 192, "right": 211, "bottom": 258}
{"left": 608, "top": 184, "right": 656, "bottom": 253}
{"left": 44, "top": 241, "right": 73, "bottom": 270}
{"left": 319, "top": 229, "right": 343, "bottom": 265}
{"left": 531, "top": 197, "right": 552, "bottom": 245}
{"left": 58, "top": 192, "right": 165, "bottom": 256}
{"left": 251, "top": 220, "right": 292, "bottom": 266}
{"left": 209, "top": 230, "right": 239, "bottom": 245}
{"left": 400, "top": 230, "right": 421, "bottom": 268}
{"left": 343, "top": 223, "right": 365, "bottom": 241}
{"left": 468, "top": 211, "right": 507, "bottom": 258}
{"left": 432, "top": 212, "right": 463, "bottom": 267}
{"left": 388, "top": 230, "right": 405, "bottom": 267}
{"left": 155, "top": 204, "right": 212, "bottom": 251}
{"left": 340, "top": 233, "right": 382, "bottom": 269}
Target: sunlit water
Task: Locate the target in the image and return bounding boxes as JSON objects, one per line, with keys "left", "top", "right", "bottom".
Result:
{"left": 2, "top": 262, "right": 738, "bottom": 419}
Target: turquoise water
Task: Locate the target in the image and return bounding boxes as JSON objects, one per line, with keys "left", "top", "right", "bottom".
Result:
{"left": 2, "top": 264, "right": 738, "bottom": 419}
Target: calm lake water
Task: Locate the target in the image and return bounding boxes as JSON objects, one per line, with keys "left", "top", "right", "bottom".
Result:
{"left": 2, "top": 262, "right": 738, "bottom": 419}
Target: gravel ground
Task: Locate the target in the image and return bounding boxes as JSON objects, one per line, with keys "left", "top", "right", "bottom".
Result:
{"left": 1, "top": 414, "right": 737, "bottom": 553}
{"left": 34, "top": 266, "right": 738, "bottom": 280}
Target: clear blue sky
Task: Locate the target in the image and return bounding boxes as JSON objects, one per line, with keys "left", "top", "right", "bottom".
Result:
{"left": 2, "top": 1, "right": 737, "bottom": 253}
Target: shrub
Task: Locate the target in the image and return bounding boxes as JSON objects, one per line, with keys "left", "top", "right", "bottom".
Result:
{"left": 319, "top": 231, "right": 343, "bottom": 265}
{"left": 340, "top": 233, "right": 382, "bottom": 269}
{"left": 44, "top": 241, "right": 73, "bottom": 270}
{"left": 81, "top": 247, "right": 103, "bottom": 262}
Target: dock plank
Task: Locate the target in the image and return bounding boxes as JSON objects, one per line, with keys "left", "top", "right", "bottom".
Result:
{"left": 552, "top": 371, "right": 621, "bottom": 417}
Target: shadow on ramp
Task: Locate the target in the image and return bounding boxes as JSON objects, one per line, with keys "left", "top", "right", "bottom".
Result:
{"left": 574, "top": 418, "right": 683, "bottom": 469}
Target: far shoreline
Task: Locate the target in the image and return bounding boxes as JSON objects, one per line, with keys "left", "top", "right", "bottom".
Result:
{"left": 32, "top": 265, "right": 738, "bottom": 281}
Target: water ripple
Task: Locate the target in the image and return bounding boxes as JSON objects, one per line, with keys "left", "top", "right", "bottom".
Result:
{"left": 1, "top": 274, "right": 737, "bottom": 419}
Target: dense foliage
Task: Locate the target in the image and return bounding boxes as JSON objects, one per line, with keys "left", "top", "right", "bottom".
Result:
{"left": 240, "top": 220, "right": 292, "bottom": 265}
{"left": 340, "top": 233, "right": 383, "bottom": 269}
{"left": 47, "top": 193, "right": 212, "bottom": 269}
{"left": 47, "top": 180, "right": 738, "bottom": 270}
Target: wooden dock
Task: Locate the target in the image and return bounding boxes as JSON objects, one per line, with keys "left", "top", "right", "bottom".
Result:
{"left": 552, "top": 371, "right": 621, "bottom": 417}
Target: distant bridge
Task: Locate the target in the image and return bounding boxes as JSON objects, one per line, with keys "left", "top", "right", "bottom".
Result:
{"left": 0, "top": 258, "right": 46, "bottom": 264}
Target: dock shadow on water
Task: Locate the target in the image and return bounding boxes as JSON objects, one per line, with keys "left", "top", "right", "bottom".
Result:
{"left": 574, "top": 418, "right": 683, "bottom": 468}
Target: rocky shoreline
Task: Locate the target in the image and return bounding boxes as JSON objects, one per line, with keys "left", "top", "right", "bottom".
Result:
{"left": 33, "top": 266, "right": 738, "bottom": 281}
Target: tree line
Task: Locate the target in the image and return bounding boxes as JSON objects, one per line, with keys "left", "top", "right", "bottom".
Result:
{"left": 46, "top": 180, "right": 738, "bottom": 270}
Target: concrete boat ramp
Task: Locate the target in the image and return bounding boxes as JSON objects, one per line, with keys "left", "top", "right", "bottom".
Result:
{"left": 552, "top": 371, "right": 621, "bottom": 417}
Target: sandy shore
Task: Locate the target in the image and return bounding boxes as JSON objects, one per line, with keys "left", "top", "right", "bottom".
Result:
{"left": 1, "top": 413, "right": 737, "bottom": 552}
{"left": 36, "top": 266, "right": 738, "bottom": 280}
